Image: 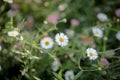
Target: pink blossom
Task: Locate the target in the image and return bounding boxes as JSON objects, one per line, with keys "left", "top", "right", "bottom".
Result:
{"left": 100, "top": 58, "right": 109, "bottom": 67}
{"left": 70, "top": 19, "right": 80, "bottom": 26}
{"left": 25, "top": 16, "right": 34, "bottom": 28}
{"left": 46, "top": 14, "right": 60, "bottom": 24}
{"left": 109, "top": 51, "right": 116, "bottom": 56}
{"left": 115, "top": 8, "right": 120, "bottom": 17}
{"left": 10, "top": 3, "right": 19, "bottom": 10}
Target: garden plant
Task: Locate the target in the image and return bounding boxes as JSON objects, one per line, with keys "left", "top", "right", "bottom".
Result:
{"left": 0, "top": 0, "right": 120, "bottom": 80}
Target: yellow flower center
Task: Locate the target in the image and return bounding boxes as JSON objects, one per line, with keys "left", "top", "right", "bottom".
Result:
{"left": 53, "top": 64, "right": 59, "bottom": 67}
{"left": 59, "top": 37, "right": 64, "bottom": 42}
{"left": 68, "top": 74, "right": 72, "bottom": 79}
{"left": 11, "top": 33, "right": 15, "bottom": 36}
{"left": 89, "top": 52, "right": 94, "bottom": 57}
{"left": 45, "top": 41, "right": 50, "bottom": 45}
{"left": 95, "top": 31, "right": 99, "bottom": 35}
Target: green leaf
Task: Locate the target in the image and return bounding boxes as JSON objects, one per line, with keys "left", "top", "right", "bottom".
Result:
{"left": 58, "top": 70, "right": 63, "bottom": 80}
{"left": 53, "top": 70, "right": 64, "bottom": 80}
{"left": 74, "top": 71, "right": 83, "bottom": 80}
{"left": 53, "top": 72, "right": 59, "bottom": 79}
{"left": 33, "top": 76, "right": 41, "bottom": 80}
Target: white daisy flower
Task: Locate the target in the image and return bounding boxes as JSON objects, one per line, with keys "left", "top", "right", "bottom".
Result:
{"left": 8, "top": 30, "right": 19, "bottom": 37}
{"left": 97, "top": 13, "right": 108, "bottom": 22}
{"left": 86, "top": 48, "right": 98, "bottom": 60}
{"left": 116, "top": 32, "right": 120, "bottom": 41}
{"left": 55, "top": 33, "right": 68, "bottom": 47}
{"left": 92, "top": 27, "right": 103, "bottom": 38}
{"left": 0, "top": 45, "right": 2, "bottom": 51}
{"left": 65, "top": 70, "right": 74, "bottom": 80}
{"left": 4, "top": 0, "right": 13, "bottom": 3}
{"left": 40, "top": 37, "right": 54, "bottom": 49}
{"left": 51, "top": 58, "right": 60, "bottom": 72}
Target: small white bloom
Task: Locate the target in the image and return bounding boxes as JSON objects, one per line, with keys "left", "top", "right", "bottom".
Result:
{"left": 58, "top": 3, "right": 67, "bottom": 11}
{"left": 103, "top": 36, "right": 108, "bottom": 41}
{"left": 97, "top": 13, "right": 108, "bottom": 22}
{"left": 0, "top": 45, "right": 2, "bottom": 51}
{"left": 86, "top": 48, "right": 98, "bottom": 60}
{"left": 116, "top": 32, "right": 120, "bottom": 41}
{"left": 4, "top": 0, "right": 13, "bottom": 3}
{"left": 44, "top": 2, "right": 49, "bottom": 7}
{"left": 62, "top": 18, "right": 67, "bottom": 23}
{"left": 92, "top": 27, "right": 103, "bottom": 38}
{"left": 40, "top": 37, "right": 54, "bottom": 49}
{"left": 55, "top": 33, "right": 68, "bottom": 47}
{"left": 65, "top": 70, "right": 74, "bottom": 80}
{"left": 65, "top": 29, "right": 74, "bottom": 37}
{"left": 51, "top": 58, "right": 60, "bottom": 72}
{"left": 8, "top": 30, "right": 19, "bottom": 37}
{"left": 43, "top": 20, "right": 48, "bottom": 24}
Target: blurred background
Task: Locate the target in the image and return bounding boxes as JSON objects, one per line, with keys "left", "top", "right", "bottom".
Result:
{"left": 0, "top": 0, "right": 120, "bottom": 80}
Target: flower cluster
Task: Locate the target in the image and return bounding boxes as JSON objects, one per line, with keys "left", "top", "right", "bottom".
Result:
{"left": 40, "top": 33, "right": 69, "bottom": 49}
{"left": 0, "top": 0, "right": 120, "bottom": 80}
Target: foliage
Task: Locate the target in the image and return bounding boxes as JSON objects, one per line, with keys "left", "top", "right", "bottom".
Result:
{"left": 0, "top": 0, "right": 120, "bottom": 80}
